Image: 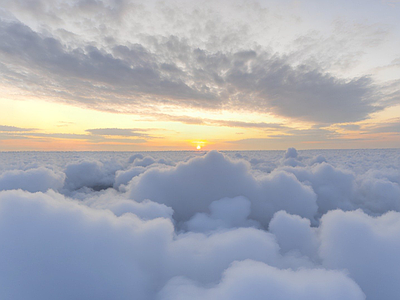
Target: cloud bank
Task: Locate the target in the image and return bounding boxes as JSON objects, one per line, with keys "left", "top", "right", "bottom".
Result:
{"left": 0, "top": 149, "right": 399, "bottom": 299}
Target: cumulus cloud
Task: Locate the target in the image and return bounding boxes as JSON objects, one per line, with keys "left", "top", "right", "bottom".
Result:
{"left": 0, "top": 189, "right": 173, "bottom": 300}
{"left": 63, "top": 160, "right": 120, "bottom": 191}
{"left": 133, "top": 156, "right": 156, "bottom": 167}
{"left": 158, "top": 260, "right": 365, "bottom": 300}
{"left": 114, "top": 166, "right": 146, "bottom": 189}
{"left": 185, "top": 196, "right": 259, "bottom": 232}
{"left": 128, "top": 153, "right": 144, "bottom": 163}
{"left": 128, "top": 150, "right": 318, "bottom": 226}
{"left": 0, "top": 189, "right": 312, "bottom": 299}
{"left": 356, "top": 169, "right": 400, "bottom": 213}
{"left": 276, "top": 153, "right": 400, "bottom": 215}
{"left": 284, "top": 147, "right": 299, "bottom": 159}
{"left": 280, "top": 162, "right": 356, "bottom": 214}
{"left": 0, "top": 149, "right": 399, "bottom": 299}
{"left": 0, "top": 167, "right": 65, "bottom": 192}
{"left": 320, "top": 209, "right": 400, "bottom": 300}
{"left": 269, "top": 211, "right": 319, "bottom": 260}
{"left": 81, "top": 189, "right": 174, "bottom": 221}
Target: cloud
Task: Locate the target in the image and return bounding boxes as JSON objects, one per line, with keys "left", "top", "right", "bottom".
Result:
{"left": 63, "top": 160, "right": 121, "bottom": 191}
{"left": 0, "top": 125, "right": 35, "bottom": 132}
{"left": 366, "top": 118, "right": 400, "bottom": 133}
{"left": 320, "top": 209, "right": 400, "bottom": 300}
{"left": 114, "top": 166, "right": 146, "bottom": 189}
{"left": 269, "top": 211, "right": 319, "bottom": 260}
{"left": 86, "top": 128, "right": 149, "bottom": 137}
{"left": 226, "top": 127, "right": 342, "bottom": 148}
{"left": 158, "top": 260, "right": 365, "bottom": 300}
{"left": 277, "top": 156, "right": 400, "bottom": 215}
{"left": 0, "top": 13, "right": 388, "bottom": 124}
{"left": 185, "top": 196, "right": 260, "bottom": 232}
{"left": 80, "top": 189, "right": 174, "bottom": 221}
{"left": 144, "top": 113, "right": 285, "bottom": 129}
{"left": 0, "top": 19, "right": 215, "bottom": 109}
{"left": 0, "top": 189, "right": 174, "bottom": 300}
{"left": 280, "top": 162, "right": 357, "bottom": 214}
{"left": 132, "top": 156, "right": 156, "bottom": 167}
{"left": 338, "top": 124, "right": 361, "bottom": 131}
{"left": 356, "top": 169, "right": 400, "bottom": 213}
{"left": 0, "top": 189, "right": 311, "bottom": 300}
{"left": 0, "top": 149, "right": 399, "bottom": 299}
{"left": 224, "top": 53, "right": 380, "bottom": 123}
{"left": 0, "top": 167, "right": 65, "bottom": 192}
{"left": 128, "top": 150, "right": 318, "bottom": 226}
{"left": 0, "top": 128, "right": 151, "bottom": 145}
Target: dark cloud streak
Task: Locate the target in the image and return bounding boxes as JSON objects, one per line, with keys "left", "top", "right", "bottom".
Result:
{"left": 0, "top": 125, "right": 35, "bottom": 132}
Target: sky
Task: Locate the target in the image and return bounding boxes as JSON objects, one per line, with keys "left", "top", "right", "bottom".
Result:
{"left": 0, "top": 0, "right": 399, "bottom": 151}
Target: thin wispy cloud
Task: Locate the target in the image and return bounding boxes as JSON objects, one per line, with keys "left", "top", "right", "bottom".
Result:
{"left": 0, "top": 125, "right": 35, "bottom": 132}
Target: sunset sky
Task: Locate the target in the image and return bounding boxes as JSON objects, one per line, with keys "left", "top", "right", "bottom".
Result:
{"left": 0, "top": 0, "right": 399, "bottom": 151}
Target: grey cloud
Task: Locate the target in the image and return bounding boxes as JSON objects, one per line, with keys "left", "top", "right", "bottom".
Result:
{"left": 0, "top": 9, "right": 392, "bottom": 124}
{"left": 0, "top": 125, "right": 35, "bottom": 132}
{"left": 100, "top": 138, "right": 148, "bottom": 144}
{"left": 0, "top": 20, "right": 216, "bottom": 107}
{"left": 0, "top": 130, "right": 149, "bottom": 144}
{"left": 0, "top": 133, "right": 31, "bottom": 140}
{"left": 338, "top": 124, "right": 361, "bottom": 131}
{"left": 148, "top": 113, "right": 285, "bottom": 129}
{"left": 367, "top": 118, "right": 400, "bottom": 134}
{"left": 229, "top": 127, "right": 338, "bottom": 144}
{"left": 224, "top": 54, "right": 380, "bottom": 123}
{"left": 212, "top": 120, "right": 284, "bottom": 129}
{"left": 86, "top": 128, "right": 149, "bottom": 137}
{"left": 25, "top": 132, "right": 96, "bottom": 140}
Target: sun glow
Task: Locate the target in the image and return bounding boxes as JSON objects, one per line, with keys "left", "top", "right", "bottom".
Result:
{"left": 191, "top": 140, "right": 206, "bottom": 150}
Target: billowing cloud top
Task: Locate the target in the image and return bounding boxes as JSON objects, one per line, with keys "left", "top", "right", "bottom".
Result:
{"left": 1, "top": 149, "right": 400, "bottom": 299}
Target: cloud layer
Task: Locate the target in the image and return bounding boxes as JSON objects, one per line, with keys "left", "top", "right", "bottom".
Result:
{"left": 0, "top": 149, "right": 399, "bottom": 299}
{"left": 1, "top": 1, "right": 395, "bottom": 124}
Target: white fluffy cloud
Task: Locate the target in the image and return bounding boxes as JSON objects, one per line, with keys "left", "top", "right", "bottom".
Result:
{"left": 0, "top": 167, "right": 65, "bottom": 192}
{"left": 0, "top": 190, "right": 173, "bottom": 300}
{"left": 269, "top": 211, "right": 319, "bottom": 260}
{"left": 63, "top": 160, "right": 120, "bottom": 191}
{"left": 158, "top": 260, "right": 365, "bottom": 300}
{"left": 114, "top": 166, "right": 146, "bottom": 189}
{"left": 319, "top": 209, "right": 400, "bottom": 300}
{"left": 0, "top": 149, "right": 400, "bottom": 300}
{"left": 0, "top": 189, "right": 312, "bottom": 300}
{"left": 185, "top": 196, "right": 259, "bottom": 232}
{"left": 128, "top": 150, "right": 318, "bottom": 226}
{"left": 280, "top": 162, "right": 356, "bottom": 214}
